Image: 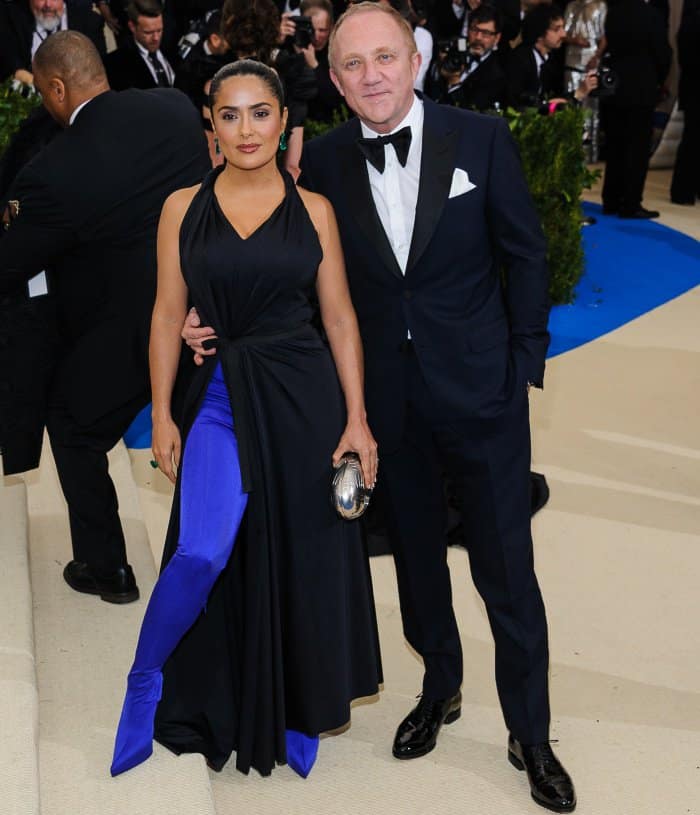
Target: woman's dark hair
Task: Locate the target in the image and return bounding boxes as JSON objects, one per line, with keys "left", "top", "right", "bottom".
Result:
{"left": 208, "top": 59, "right": 285, "bottom": 113}
{"left": 220, "top": 0, "right": 280, "bottom": 66}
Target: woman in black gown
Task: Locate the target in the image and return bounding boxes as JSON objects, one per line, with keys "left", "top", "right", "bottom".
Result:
{"left": 111, "top": 59, "right": 382, "bottom": 779}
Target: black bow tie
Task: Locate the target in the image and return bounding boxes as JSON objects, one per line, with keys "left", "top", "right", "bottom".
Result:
{"left": 356, "top": 126, "right": 412, "bottom": 173}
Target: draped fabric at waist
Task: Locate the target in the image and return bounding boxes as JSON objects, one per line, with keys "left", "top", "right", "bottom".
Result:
{"left": 208, "top": 322, "right": 316, "bottom": 493}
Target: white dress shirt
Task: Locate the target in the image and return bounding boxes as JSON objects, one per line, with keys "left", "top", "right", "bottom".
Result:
{"left": 135, "top": 41, "right": 175, "bottom": 86}
{"left": 31, "top": 9, "right": 67, "bottom": 59}
{"left": 359, "top": 95, "right": 424, "bottom": 276}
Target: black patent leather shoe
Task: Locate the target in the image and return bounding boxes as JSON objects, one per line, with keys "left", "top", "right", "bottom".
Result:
{"left": 508, "top": 735, "right": 576, "bottom": 812}
{"left": 63, "top": 560, "right": 139, "bottom": 604}
{"left": 618, "top": 207, "right": 659, "bottom": 219}
{"left": 392, "top": 691, "right": 462, "bottom": 759}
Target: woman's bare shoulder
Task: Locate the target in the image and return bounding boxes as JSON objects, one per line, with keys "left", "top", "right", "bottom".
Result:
{"left": 161, "top": 183, "right": 202, "bottom": 224}
{"left": 295, "top": 184, "right": 336, "bottom": 231}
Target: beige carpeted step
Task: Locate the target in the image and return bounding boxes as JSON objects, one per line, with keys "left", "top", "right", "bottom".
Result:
{"left": 0, "top": 471, "right": 40, "bottom": 815}
{"left": 24, "top": 439, "right": 216, "bottom": 815}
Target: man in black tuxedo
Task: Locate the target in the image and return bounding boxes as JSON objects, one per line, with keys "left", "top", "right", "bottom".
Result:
{"left": 305, "top": 4, "right": 575, "bottom": 811}
{"left": 0, "top": 0, "right": 106, "bottom": 84}
{"left": 0, "top": 32, "right": 210, "bottom": 602}
{"left": 428, "top": 5, "right": 507, "bottom": 110}
{"left": 600, "top": 0, "right": 671, "bottom": 218}
{"left": 506, "top": 3, "right": 567, "bottom": 108}
{"left": 104, "top": 0, "right": 176, "bottom": 90}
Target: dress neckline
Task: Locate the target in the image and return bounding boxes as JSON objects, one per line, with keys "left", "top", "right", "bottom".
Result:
{"left": 211, "top": 167, "right": 290, "bottom": 242}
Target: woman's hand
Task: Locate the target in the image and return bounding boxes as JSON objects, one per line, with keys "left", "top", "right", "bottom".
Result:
{"left": 152, "top": 417, "right": 181, "bottom": 484}
{"left": 332, "top": 418, "right": 378, "bottom": 489}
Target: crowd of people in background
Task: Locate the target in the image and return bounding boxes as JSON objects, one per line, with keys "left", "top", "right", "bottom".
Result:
{"left": 1, "top": 0, "right": 698, "bottom": 210}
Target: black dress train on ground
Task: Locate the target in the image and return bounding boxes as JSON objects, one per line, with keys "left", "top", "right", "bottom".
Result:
{"left": 153, "top": 167, "right": 383, "bottom": 776}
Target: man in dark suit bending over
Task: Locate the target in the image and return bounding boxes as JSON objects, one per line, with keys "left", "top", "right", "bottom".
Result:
{"left": 104, "top": 0, "right": 175, "bottom": 90}
{"left": 0, "top": 32, "right": 210, "bottom": 603}
{"left": 185, "top": 4, "right": 575, "bottom": 810}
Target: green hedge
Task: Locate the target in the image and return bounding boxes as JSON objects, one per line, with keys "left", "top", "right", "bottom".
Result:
{"left": 503, "top": 105, "right": 598, "bottom": 304}
{"left": 0, "top": 79, "right": 42, "bottom": 155}
{"left": 306, "top": 104, "right": 597, "bottom": 305}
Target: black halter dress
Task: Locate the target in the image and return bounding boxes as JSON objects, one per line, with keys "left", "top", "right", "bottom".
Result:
{"left": 153, "top": 167, "right": 382, "bottom": 776}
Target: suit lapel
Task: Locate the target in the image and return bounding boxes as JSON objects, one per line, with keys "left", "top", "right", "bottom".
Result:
{"left": 339, "top": 121, "right": 403, "bottom": 280}
{"left": 406, "top": 101, "right": 458, "bottom": 274}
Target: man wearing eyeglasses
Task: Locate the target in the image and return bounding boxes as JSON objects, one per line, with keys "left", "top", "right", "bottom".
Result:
{"left": 430, "top": 5, "right": 507, "bottom": 110}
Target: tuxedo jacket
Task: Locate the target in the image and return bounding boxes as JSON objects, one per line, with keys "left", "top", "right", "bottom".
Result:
{"left": 104, "top": 44, "right": 167, "bottom": 91}
{"left": 299, "top": 97, "right": 549, "bottom": 449}
{"left": 0, "top": 1, "right": 106, "bottom": 80}
{"left": 0, "top": 88, "right": 210, "bottom": 474}
{"left": 505, "top": 43, "right": 565, "bottom": 109}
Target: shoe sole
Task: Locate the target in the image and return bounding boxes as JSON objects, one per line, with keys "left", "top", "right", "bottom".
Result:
{"left": 392, "top": 707, "right": 461, "bottom": 760}
{"left": 508, "top": 750, "right": 577, "bottom": 813}
{"left": 64, "top": 577, "right": 139, "bottom": 604}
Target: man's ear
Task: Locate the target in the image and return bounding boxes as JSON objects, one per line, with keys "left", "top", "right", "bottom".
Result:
{"left": 49, "top": 77, "right": 66, "bottom": 101}
{"left": 128, "top": 19, "right": 136, "bottom": 35}
{"left": 329, "top": 68, "right": 345, "bottom": 98}
{"left": 494, "top": 32, "right": 502, "bottom": 47}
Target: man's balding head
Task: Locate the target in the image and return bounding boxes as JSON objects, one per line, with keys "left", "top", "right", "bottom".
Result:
{"left": 33, "top": 31, "right": 109, "bottom": 126}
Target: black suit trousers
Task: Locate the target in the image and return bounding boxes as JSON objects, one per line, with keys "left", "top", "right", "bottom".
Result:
{"left": 671, "top": 99, "right": 700, "bottom": 202}
{"left": 46, "top": 388, "right": 149, "bottom": 574}
{"left": 379, "top": 346, "right": 550, "bottom": 744}
{"left": 602, "top": 104, "right": 654, "bottom": 213}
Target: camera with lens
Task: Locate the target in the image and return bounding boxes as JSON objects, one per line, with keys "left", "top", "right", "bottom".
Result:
{"left": 177, "top": 17, "right": 206, "bottom": 61}
{"left": 591, "top": 63, "right": 619, "bottom": 98}
{"left": 441, "top": 37, "right": 469, "bottom": 75}
{"left": 293, "top": 15, "right": 315, "bottom": 49}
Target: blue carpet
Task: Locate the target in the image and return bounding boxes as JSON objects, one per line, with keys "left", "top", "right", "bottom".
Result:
{"left": 124, "top": 203, "right": 700, "bottom": 449}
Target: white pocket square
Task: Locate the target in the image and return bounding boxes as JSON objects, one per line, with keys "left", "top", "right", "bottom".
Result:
{"left": 448, "top": 168, "right": 476, "bottom": 199}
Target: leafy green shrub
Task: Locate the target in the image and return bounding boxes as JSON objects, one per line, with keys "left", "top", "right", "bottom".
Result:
{"left": 305, "top": 103, "right": 598, "bottom": 305}
{"left": 0, "top": 79, "right": 42, "bottom": 155}
{"left": 504, "top": 105, "right": 598, "bottom": 304}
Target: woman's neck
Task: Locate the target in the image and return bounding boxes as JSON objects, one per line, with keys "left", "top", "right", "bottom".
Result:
{"left": 218, "top": 159, "right": 283, "bottom": 192}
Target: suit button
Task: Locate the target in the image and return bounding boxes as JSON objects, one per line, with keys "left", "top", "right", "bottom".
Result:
{"left": 403, "top": 290, "right": 412, "bottom": 300}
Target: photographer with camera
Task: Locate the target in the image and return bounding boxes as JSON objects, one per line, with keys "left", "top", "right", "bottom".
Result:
{"left": 506, "top": 4, "right": 598, "bottom": 111}
{"left": 427, "top": 5, "right": 507, "bottom": 111}
{"left": 291, "top": 0, "right": 344, "bottom": 123}
{"left": 599, "top": 0, "right": 671, "bottom": 218}
{"left": 174, "top": 9, "right": 230, "bottom": 108}
{"left": 221, "top": 0, "right": 317, "bottom": 178}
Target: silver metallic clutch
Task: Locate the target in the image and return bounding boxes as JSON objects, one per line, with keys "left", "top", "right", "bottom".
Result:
{"left": 331, "top": 453, "right": 372, "bottom": 520}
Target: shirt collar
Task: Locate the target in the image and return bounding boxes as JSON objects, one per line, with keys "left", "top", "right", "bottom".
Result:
{"left": 69, "top": 97, "right": 95, "bottom": 126}
{"left": 359, "top": 93, "right": 424, "bottom": 140}
{"left": 135, "top": 40, "right": 158, "bottom": 60}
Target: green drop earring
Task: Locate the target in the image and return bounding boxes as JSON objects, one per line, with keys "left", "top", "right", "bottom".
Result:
{"left": 214, "top": 135, "right": 221, "bottom": 156}
{"left": 279, "top": 132, "right": 288, "bottom": 152}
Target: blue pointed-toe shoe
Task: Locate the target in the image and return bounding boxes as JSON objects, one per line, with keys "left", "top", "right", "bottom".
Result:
{"left": 110, "top": 670, "right": 163, "bottom": 776}
{"left": 285, "top": 730, "right": 319, "bottom": 778}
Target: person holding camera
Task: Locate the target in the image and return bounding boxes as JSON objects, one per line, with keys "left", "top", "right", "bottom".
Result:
{"left": 221, "top": 0, "right": 317, "bottom": 178}
{"left": 174, "top": 9, "right": 230, "bottom": 109}
{"left": 295, "top": 0, "right": 345, "bottom": 123}
{"left": 598, "top": 0, "right": 670, "bottom": 218}
{"left": 428, "top": 5, "right": 507, "bottom": 111}
{"left": 506, "top": 4, "right": 597, "bottom": 110}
